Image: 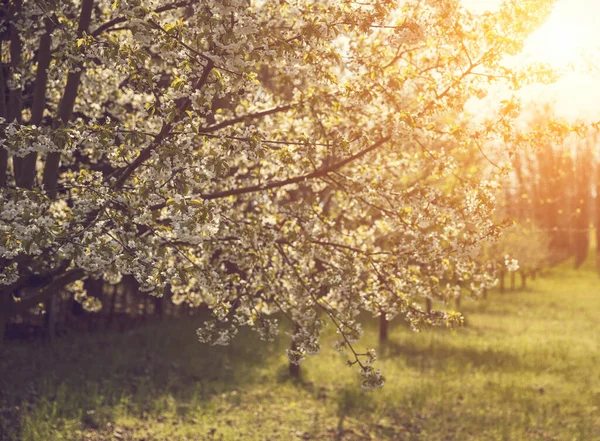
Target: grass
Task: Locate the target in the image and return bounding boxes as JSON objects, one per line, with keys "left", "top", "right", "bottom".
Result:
{"left": 2, "top": 260, "right": 600, "bottom": 440}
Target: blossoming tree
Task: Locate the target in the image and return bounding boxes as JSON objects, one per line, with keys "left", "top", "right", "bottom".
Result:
{"left": 0, "top": 0, "right": 555, "bottom": 386}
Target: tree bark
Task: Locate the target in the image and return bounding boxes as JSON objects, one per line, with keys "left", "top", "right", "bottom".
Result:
{"left": 142, "top": 296, "right": 148, "bottom": 323}
{"left": 379, "top": 310, "right": 388, "bottom": 343}
{"left": 8, "top": 1, "right": 23, "bottom": 183}
{"left": 43, "top": 0, "right": 94, "bottom": 198}
{"left": 289, "top": 359, "right": 300, "bottom": 378}
{"left": 40, "top": 270, "right": 85, "bottom": 340}
{"left": 520, "top": 272, "right": 527, "bottom": 289}
{"left": 0, "top": 41, "right": 8, "bottom": 187}
{"left": 510, "top": 272, "right": 516, "bottom": 291}
{"left": 15, "top": 19, "right": 53, "bottom": 188}
{"left": 44, "top": 292, "right": 58, "bottom": 342}
{"left": 84, "top": 278, "right": 103, "bottom": 331}
{"left": 156, "top": 284, "right": 171, "bottom": 320}
{"left": 289, "top": 324, "right": 301, "bottom": 379}
{"left": 0, "top": 291, "right": 12, "bottom": 349}
{"left": 499, "top": 270, "right": 505, "bottom": 293}
{"left": 106, "top": 285, "right": 118, "bottom": 328}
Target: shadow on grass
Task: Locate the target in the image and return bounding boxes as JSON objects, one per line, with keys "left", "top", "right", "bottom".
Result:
{"left": 379, "top": 337, "right": 524, "bottom": 373}
{"left": 0, "top": 318, "right": 286, "bottom": 438}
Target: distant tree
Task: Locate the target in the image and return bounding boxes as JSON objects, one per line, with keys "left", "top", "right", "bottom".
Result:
{"left": 573, "top": 145, "right": 593, "bottom": 268}
{"left": 510, "top": 104, "right": 595, "bottom": 267}
{"left": 0, "top": 0, "right": 560, "bottom": 385}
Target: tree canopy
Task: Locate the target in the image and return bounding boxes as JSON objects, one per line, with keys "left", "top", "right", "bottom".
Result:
{"left": 1, "top": 0, "right": 558, "bottom": 386}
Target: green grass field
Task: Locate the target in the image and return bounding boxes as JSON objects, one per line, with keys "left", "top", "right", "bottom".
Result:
{"left": 2, "top": 261, "right": 600, "bottom": 441}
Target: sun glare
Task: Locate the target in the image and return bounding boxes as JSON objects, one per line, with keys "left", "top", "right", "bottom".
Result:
{"left": 522, "top": 1, "right": 600, "bottom": 69}
{"left": 462, "top": 0, "right": 600, "bottom": 71}
{"left": 525, "top": 18, "right": 583, "bottom": 67}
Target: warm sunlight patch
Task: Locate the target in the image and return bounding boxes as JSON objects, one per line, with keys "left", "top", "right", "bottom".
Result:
{"left": 520, "top": 0, "right": 600, "bottom": 70}
{"left": 525, "top": 16, "right": 584, "bottom": 67}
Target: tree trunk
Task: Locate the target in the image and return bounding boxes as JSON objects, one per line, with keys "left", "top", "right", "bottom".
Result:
{"left": 0, "top": 41, "right": 8, "bottom": 187}
{"left": 379, "top": 311, "right": 388, "bottom": 343}
{"left": 521, "top": 272, "right": 527, "bottom": 289}
{"left": 596, "top": 169, "right": 600, "bottom": 274}
{"left": 289, "top": 359, "right": 300, "bottom": 378}
{"left": 499, "top": 270, "right": 505, "bottom": 293}
{"left": 0, "top": 291, "right": 12, "bottom": 349}
{"left": 85, "top": 278, "right": 103, "bottom": 331}
{"left": 156, "top": 284, "right": 171, "bottom": 320}
{"left": 42, "top": 0, "right": 94, "bottom": 198}
{"left": 106, "top": 285, "right": 118, "bottom": 328}
{"left": 573, "top": 146, "right": 592, "bottom": 269}
{"left": 44, "top": 293, "right": 58, "bottom": 342}
{"left": 15, "top": 18, "right": 53, "bottom": 188}
{"left": 289, "top": 324, "right": 301, "bottom": 379}
{"left": 426, "top": 298, "right": 432, "bottom": 313}
{"left": 142, "top": 296, "right": 149, "bottom": 323}
{"left": 510, "top": 272, "right": 516, "bottom": 291}
{"left": 483, "top": 288, "right": 488, "bottom": 299}
{"left": 8, "top": 1, "right": 23, "bottom": 184}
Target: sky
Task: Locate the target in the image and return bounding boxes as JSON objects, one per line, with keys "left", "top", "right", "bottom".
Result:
{"left": 462, "top": 0, "right": 600, "bottom": 122}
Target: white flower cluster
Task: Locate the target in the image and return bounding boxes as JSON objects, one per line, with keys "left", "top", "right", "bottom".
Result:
{"left": 505, "top": 255, "right": 520, "bottom": 272}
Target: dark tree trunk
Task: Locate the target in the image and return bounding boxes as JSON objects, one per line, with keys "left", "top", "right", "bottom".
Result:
{"left": 106, "top": 285, "right": 118, "bottom": 328}
{"left": 289, "top": 359, "right": 300, "bottom": 378}
{"left": 0, "top": 291, "right": 12, "bottom": 349}
{"left": 8, "top": 1, "right": 23, "bottom": 184}
{"left": 0, "top": 41, "right": 8, "bottom": 187}
{"left": 156, "top": 284, "right": 171, "bottom": 320}
{"left": 521, "top": 272, "right": 527, "bottom": 289}
{"left": 15, "top": 18, "right": 53, "bottom": 189}
{"left": 43, "top": 0, "right": 94, "bottom": 198}
{"left": 289, "top": 324, "right": 301, "bottom": 379}
{"left": 483, "top": 288, "right": 488, "bottom": 299}
{"left": 44, "top": 293, "right": 58, "bottom": 342}
{"left": 510, "top": 272, "right": 516, "bottom": 291}
{"left": 426, "top": 298, "right": 432, "bottom": 313}
{"left": 499, "top": 270, "right": 505, "bottom": 293}
{"left": 379, "top": 311, "right": 388, "bottom": 343}
{"left": 84, "top": 278, "right": 103, "bottom": 331}
{"left": 142, "top": 296, "right": 148, "bottom": 323}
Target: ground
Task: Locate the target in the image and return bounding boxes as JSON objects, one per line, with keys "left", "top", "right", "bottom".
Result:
{"left": 2, "top": 260, "right": 600, "bottom": 441}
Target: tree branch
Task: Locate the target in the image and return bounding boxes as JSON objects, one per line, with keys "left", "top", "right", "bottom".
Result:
{"left": 16, "top": 18, "right": 53, "bottom": 189}
{"left": 91, "top": 1, "right": 193, "bottom": 37}
{"left": 0, "top": 41, "right": 8, "bottom": 188}
{"left": 42, "top": 0, "right": 95, "bottom": 199}
{"left": 112, "top": 59, "right": 214, "bottom": 189}
{"left": 199, "top": 105, "right": 294, "bottom": 134}
{"left": 200, "top": 136, "right": 390, "bottom": 201}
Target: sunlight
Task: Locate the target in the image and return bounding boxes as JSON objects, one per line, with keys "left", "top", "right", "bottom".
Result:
{"left": 517, "top": 1, "right": 600, "bottom": 121}
{"left": 462, "top": 0, "right": 600, "bottom": 71}
{"left": 462, "top": 0, "right": 600, "bottom": 124}
{"left": 519, "top": 0, "right": 600, "bottom": 71}
{"left": 524, "top": 13, "right": 586, "bottom": 68}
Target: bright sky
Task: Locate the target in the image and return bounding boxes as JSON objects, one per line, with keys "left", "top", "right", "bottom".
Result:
{"left": 462, "top": 0, "right": 600, "bottom": 122}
